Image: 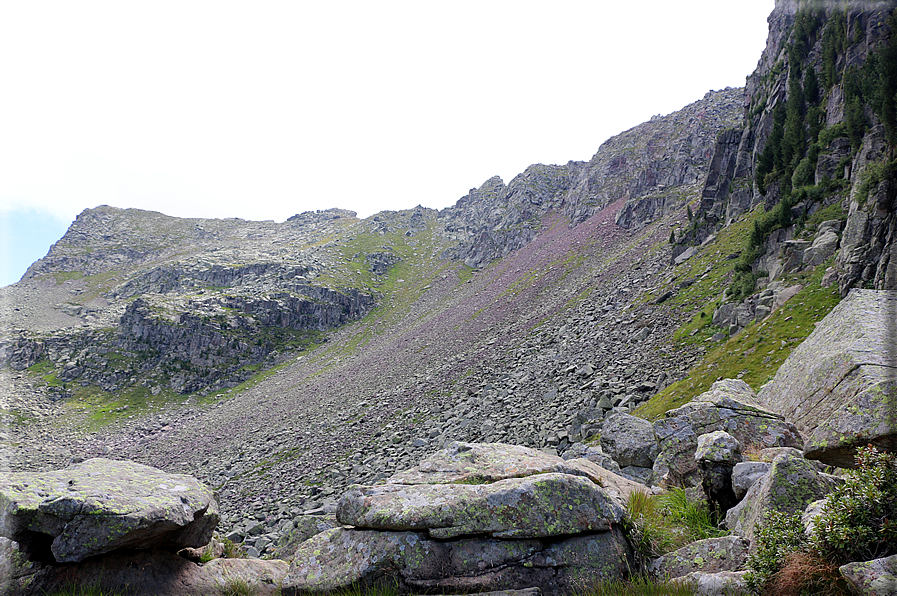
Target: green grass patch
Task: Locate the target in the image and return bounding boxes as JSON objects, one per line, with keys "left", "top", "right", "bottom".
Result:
{"left": 635, "top": 264, "right": 841, "bottom": 420}
{"left": 627, "top": 488, "right": 726, "bottom": 559}
{"left": 578, "top": 574, "right": 696, "bottom": 596}
{"left": 805, "top": 202, "right": 847, "bottom": 228}
{"left": 27, "top": 357, "right": 63, "bottom": 387}
{"left": 456, "top": 264, "right": 475, "bottom": 284}
{"left": 671, "top": 302, "right": 724, "bottom": 346}
{"left": 203, "top": 361, "right": 293, "bottom": 403}
{"left": 51, "top": 271, "right": 85, "bottom": 284}
{"left": 667, "top": 206, "right": 767, "bottom": 310}
{"left": 67, "top": 384, "right": 182, "bottom": 430}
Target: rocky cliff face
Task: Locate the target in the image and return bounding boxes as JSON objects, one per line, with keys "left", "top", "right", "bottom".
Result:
{"left": 2, "top": 207, "right": 378, "bottom": 395}
{"left": 691, "top": 0, "right": 897, "bottom": 294}
{"left": 440, "top": 88, "right": 743, "bottom": 268}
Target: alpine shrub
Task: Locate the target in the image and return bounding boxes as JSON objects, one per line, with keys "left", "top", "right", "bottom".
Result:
{"left": 744, "top": 510, "right": 806, "bottom": 594}
{"left": 810, "top": 445, "right": 897, "bottom": 564}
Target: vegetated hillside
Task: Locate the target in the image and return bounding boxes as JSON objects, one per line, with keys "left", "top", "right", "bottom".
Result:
{"left": 1, "top": 0, "right": 895, "bottom": 544}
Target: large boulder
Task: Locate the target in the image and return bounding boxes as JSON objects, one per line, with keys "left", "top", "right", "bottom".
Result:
{"left": 839, "top": 554, "right": 897, "bottom": 596}
{"left": 724, "top": 451, "right": 840, "bottom": 545}
{"left": 652, "top": 380, "right": 803, "bottom": 487}
{"left": 19, "top": 548, "right": 287, "bottom": 596}
{"left": 649, "top": 535, "right": 750, "bottom": 580}
{"left": 0, "top": 458, "right": 218, "bottom": 563}
{"left": 282, "top": 526, "right": 633, "bottom": 595}
{"left": 337, "top": 472, "right": 624, "bottom": 539}
{"left": 600, "top": 412, "right": 659, "bottom": 468}
{"left": 388, "top": 441, "right": 604, "bottom": 484}
{"left": 285, "top": 443, "right": 637, "bottom": 595}
{"left": 758, "top": 289, "right": 897, "bottom": 467}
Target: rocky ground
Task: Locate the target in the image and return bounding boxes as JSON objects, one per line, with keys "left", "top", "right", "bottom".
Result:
{"left": 2, "top": 195, "right": 711, "bottom": 555}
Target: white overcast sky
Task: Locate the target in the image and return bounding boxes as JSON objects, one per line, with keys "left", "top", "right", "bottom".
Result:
{"left": 0, "top": 1, "right": 775, "bottom": 285}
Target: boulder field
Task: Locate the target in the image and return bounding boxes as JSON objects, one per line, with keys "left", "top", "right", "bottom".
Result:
{"left": 4, "top": 290, "right": 897, "bottom": 595}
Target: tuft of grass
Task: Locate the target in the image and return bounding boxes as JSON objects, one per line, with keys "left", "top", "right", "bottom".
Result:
{"left": 221, "top": 536, "right": 248, "bottom": 559}
{"left": 576, "top": 573, "right": 697, "bottom": 596}
{"left": 329, "top": 580, "right": 402, "bottom": 596}
{"left": 626, "top": 488, "right": 725, "bottom": 561}
{"left": 219, "top": 576, "right": 256, "bottom": 596}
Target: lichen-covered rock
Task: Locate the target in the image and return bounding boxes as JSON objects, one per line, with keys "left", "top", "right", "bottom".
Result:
{"left": 27, "top": 548, "right": 287, "bottom": 596}
{"left": 563, "top": 458, "right": 653, "bottom": 506}
{"left": 387, "top": 441, "right": 604, "bottom": 485}
{"left": 669, "top": 570, "right": 750, "bottom": 595}
{"left": 337, "top": 472, "right": 624, "bottom": 539}
{"left": 839, "top": 554, "right": 897, "bottom": 596}
{"left": 649, "top": 535, "right": 751, "bottom": 580}
{"left": 731, "top": 461, "right": 770, "bottom": 500}
{"left": 695, "top": 431, "right": 742, "bottom": 465}
{"left": 282, "top": 526, "right": 634, "bottom": 595}
{"left": 0, "top": 537, "right": 45, "bottom": 595}
{"left": 0, "top": 458, "right": 218, "bottom": 563}
{"left": 758, "top": 289, "right": 897, "bottom": 467}
{"left": 561, "top": 443, "right": 623, "bottom": 475}
{"left": 724, "top": 452, "right": 840, "bottom": 545}
{"left": 652, "top": 379, "right": 803, "bottom": 487}
{"left": 600, "top": 412, "right": 659, "bottom": 468}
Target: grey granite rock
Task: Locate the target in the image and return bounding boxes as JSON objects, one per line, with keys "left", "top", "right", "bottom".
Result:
{"left": 758, "top": 289, "right": 897, "bottom": 467}
{"left": 0, "top": 458, "right": 218, "bottom": 563}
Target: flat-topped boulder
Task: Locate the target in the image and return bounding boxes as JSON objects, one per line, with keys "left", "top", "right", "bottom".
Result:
{"left": 759, "top": 289, "right": 897, "bottom": 467}
{"left": 282, "top": 526, "right": 633, "bottom": 595}
{"left": 285, "top": 443, "right": 636, "bottom": 594}
{"left": 0, "top": 458, "right": 218, "bottom": 563}
{"left": 337, "top": 472, "right": 624, "bottom": 539}
{"left": 386, "top": 441, "right": 602, "bottom": 485}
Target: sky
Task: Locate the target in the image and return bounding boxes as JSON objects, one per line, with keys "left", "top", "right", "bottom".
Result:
{"left": 0, "top": 1, "right": 775, "bottom": 287}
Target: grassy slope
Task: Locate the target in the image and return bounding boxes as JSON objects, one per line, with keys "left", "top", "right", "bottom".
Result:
{"left": 634, "top": 206, "right": 844, "bottom": 420}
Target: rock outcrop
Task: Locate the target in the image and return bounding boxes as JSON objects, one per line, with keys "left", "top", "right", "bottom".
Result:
{"left": 441, "top": 88, "right": 743, "bottom": 268}
{"left": 759, "top": 289, "right": 897, "bottom": 467}
{"left": 724, "top": 451, "right": 840, "bottom": 545}
{"left": 284, "top": 442, "right": 634, "bottom": 595}
{"left": 651, "top": 379, "right": 803, "bottom": 487}
{"left": 0, "top": 458, "right": 218, "bottom": 563}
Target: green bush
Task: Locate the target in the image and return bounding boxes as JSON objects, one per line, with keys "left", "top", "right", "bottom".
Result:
{"left": 811, "top": 445, "right": 897, "bottom": 564}
{"left": 856, "top": 159, "right": 897, "bottom": 205}
{"left": 744, "top": 510, "right": 807, "bottom": 594}
{"left": 745, "top": 446, "right": 897, "bottom": 594}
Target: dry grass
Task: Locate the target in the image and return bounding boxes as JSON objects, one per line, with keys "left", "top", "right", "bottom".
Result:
{"left": 765, "top": 552, "right": 852, "bottom": 596}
